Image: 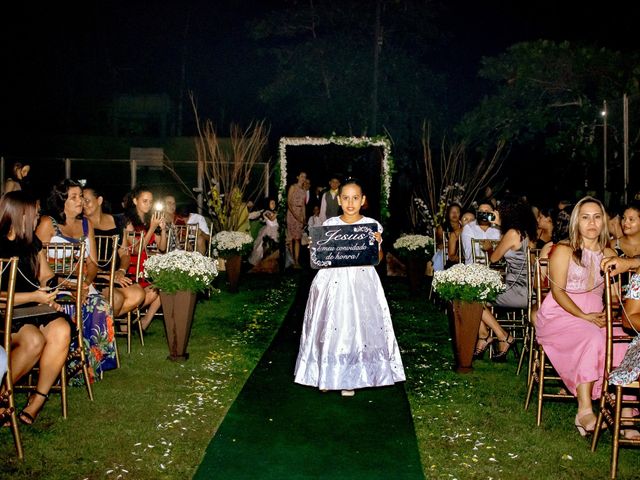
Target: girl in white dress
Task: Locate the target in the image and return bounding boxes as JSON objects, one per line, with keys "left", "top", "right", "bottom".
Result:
{"left": 294, "top": 178, "right": 405, "bottom": 396}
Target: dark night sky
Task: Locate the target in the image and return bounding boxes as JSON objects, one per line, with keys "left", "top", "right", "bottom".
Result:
{"left": 2, "top": 1, "right": 640, "bottom": 140}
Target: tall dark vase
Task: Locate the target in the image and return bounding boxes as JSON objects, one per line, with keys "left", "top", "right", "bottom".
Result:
{"left": 225, "top": 254, "right": 242, "bottom": 293}
{"left": 447, "top": 300, "right": 483, "bottom": 373}
{"left": 160, "top": 290, "right": 197, "bottom": 361}
{"left": 406, "top": 257, "right": 427, "bottom": 294}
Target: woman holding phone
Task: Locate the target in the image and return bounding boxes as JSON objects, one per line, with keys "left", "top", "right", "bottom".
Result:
{"left": 123, "top": 186, "right": 167, "bottom": 331}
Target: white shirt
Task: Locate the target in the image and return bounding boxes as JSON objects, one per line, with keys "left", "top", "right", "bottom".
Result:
{"left": 187, "top": 213, "right": 210, "bottom": 236}
{"left": 461, "top": 221, "right": 501, "bottom": 264}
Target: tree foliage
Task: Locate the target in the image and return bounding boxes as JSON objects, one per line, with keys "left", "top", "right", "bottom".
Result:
{"left": 455, "top": 41, "right": 640, "bottom": 196}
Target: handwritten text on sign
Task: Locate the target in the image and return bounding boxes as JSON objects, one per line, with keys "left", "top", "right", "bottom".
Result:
{"left": 309, "top": 223, "right": 380, "bottom": 269}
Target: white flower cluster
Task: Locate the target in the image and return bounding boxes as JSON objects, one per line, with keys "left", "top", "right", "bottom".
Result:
{"left": 211, "top": 230, "right": 254, "bottom": 255}
{"left": 432, "top": 263, "right": 504, "bottom": 301}
{"left": 144, "top": 250, "right": 218, "bottom": 283}
{"left": 393, "top": 234, "right": 434, "bottom": 252}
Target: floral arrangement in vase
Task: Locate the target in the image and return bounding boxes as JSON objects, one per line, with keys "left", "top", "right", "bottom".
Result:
{"left": 144, "top": 250, "right": 218, "bottom": 294}
{"left": 210, "top": 231, "right": 254, "bottom": 258}
{"left": 393, "top": 234, "right": 435, "bottom": 261}
{"left": 432, "top": 263, "right": 504, "bottom": 302}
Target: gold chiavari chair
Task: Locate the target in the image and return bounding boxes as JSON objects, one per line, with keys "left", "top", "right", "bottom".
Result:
{"left": 591, "top": 270, "right": 640, "bottom": 479}
{"left": 168, "top": 223, "right": 200, "bottom": 252}
{"left": 524, "top": 256, "right": 573, "bottom": 423}
{"left": 119, "top": 231, "right": 146, "bottom": 353}
{"left": 470, "top": 238, "right": 502, "bottom": 266}
{"left": 0, "top": 257, "right": 23, "bottom": 459}
{"left": 15, "top": 242, "right": 93, "bottom": 417}
{"left": 94, "top": 235, "right": 121, "bottom": 368}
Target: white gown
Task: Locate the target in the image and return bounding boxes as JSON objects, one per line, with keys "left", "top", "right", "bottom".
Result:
{"left": 248, "top": 212, "right": 279, "bottom": 266}
{"left": 294, "top": 216, "right": 406, "bottom": 390}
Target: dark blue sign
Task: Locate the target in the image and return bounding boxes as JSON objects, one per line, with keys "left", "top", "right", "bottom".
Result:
{"left": 309, "top": 223, "right": 380, "bottom": 269}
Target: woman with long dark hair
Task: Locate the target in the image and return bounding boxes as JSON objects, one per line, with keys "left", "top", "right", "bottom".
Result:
{"left": 0, "top": 191, "right": 71, "bottom": 423}
{"left": 123, "top": 185, "right": 167, "bottom": 330}
{"left": 473, "top": 198, "right": 538, "bottom": 362}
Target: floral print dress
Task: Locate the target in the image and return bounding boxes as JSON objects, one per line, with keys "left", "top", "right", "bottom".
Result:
{"left": 49, "top": 217, "right": 117, "bottom": 384}
{"left": 610, "top": 272, "right": 640, "bottom": 385}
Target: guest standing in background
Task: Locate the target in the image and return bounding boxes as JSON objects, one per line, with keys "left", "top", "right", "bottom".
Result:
{"left": 3, "top": 161, "right": 31, "bottom": 195}
{"left": 287, "top": 171, "right": 307, "bottom": 269}
{"left": 319, "top": 176, "right": 341, "bottom": 223}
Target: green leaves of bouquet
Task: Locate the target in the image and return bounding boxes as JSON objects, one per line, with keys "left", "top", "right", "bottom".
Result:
{"left": 210, "top": 231, "right": 254, "bottom": 258}
{"left": 432, "top": 263, "right": 505, "bottom": 302}
{"left": 392, "top": 234, "right": 435, "bottom": 261}
{"left": 144, "top": 250, "right": 218, "bottom": 294}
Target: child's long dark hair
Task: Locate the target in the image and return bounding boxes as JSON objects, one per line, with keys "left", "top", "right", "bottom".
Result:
{"left": 338, "top": 177, "right": 364, "bottom": 194}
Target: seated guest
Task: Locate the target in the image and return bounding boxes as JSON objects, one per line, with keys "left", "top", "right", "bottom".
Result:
{"left": 460, "top": 200, "right": 501, "bottom": 264}
{"left": 178, "top": 204, "right": 211, "bottom": 255}
{"left": 36, "top": 179, "right": 118, "bottom": 382}
{"left": 607, "top": 205, "right": 624, "bottom": 243}
{"left": 535, "top": 207, "right": 557, "bottom": 250}
{"left": 248, "top": 198, "right": 279, "bottom": 266}
{"left": 448, "top": 210, "right": 475, "bottom": 266}
{"left": 473, "top": 198, "right": 538, "bottom": 361}
{"left": 536, "top": 196, "right": 628, "bottom": 437}
{"left": 0, "top": 191, "right": 71, "bottom": 424}
{"left": 123, "top": 186, "right": 167, "bottom": 330}
{"left": 611, "top": 201, "right": 640, "bottom": 258}
{"left": 434, "top": 203, "right": 461, "bottom": 271}
{"left": 82, "top": 185, "right": 146, "bottom": 317}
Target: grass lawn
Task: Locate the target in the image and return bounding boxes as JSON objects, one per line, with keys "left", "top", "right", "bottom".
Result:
{"left": 0, "top": 273, "right": 297, "bottom": 480}
{"left": 3, "top": 272, "right": 640, "bottom": 479}
{"left": 390, "top": 277, "right": 640, "bottom": 480}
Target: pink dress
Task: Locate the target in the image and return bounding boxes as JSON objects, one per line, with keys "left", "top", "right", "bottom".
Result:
{"left": 536, "top": 248, "right": 628, "bottom": 399}
{"left": 286, "top": 184, "right": 306, "bottom": 240}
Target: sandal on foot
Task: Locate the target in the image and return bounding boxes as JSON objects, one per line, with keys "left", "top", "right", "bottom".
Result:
{"left": 473, "top": 336, "right": 493, "bottom": 360}
{"left": 19, "top": 390, "right": 49, "bottom": 425}
{"left": 492, "top": 334, "right": 515, "bottom": 362}
{"left": 575, "top": 409, "right": 597, "bottom": 437}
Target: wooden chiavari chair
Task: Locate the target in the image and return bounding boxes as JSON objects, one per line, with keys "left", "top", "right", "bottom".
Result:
{"left": 524, "top": 256, "right": 574, "bottom": 423}
{"left": 119, "top": 231, "right": 146, "bottom": 353}
{"left": 167, "top": 223, "right": 199, "bottom": 252}
{"left": 15, "top": 242, "right": 93, "bottom": 417}
{"left": 94, "top": 235, "right": 121, "bottom": 367}
{"left": 591, "top": 270, "right": 640, "bottom": 479}
{"left": 0, "top": 257, "right": 23, "bottom": 459}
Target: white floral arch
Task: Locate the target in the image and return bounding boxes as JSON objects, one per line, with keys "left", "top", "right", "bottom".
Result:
{"left": 277, "top": 136, "right": 393, "bottom": 222}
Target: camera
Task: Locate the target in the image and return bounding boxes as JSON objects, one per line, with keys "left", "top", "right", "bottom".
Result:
{"left": 476, "top": 211, "right": 496, "bottom": 223}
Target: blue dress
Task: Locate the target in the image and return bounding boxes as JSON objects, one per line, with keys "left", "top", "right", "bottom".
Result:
{"left": 294, "top": 216, "right": 406, "bottom": 390}
{"left": 49, "top": 217, "right": 117, "bottom": 383}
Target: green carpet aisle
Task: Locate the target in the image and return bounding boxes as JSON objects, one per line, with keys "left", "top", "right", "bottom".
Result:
{"left": 194, "top": 272, "right": 424, "bottom": 480}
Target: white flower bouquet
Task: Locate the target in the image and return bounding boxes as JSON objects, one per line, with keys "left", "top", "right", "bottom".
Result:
{"left": 144, "top": 250, "right": 218, "bottom": 294}
{"left": 432, "top": 263, "right": 505, "bottom": 302}
{"left": 210, "top": 230, "right": 254, "bottom": 258}
{"left": 393, "top": 234, "right": 435, "bottom": 261}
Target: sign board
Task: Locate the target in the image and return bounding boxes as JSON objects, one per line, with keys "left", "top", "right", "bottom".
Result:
{"left": 309, "top": 223, "right": 380, "bottom": 269}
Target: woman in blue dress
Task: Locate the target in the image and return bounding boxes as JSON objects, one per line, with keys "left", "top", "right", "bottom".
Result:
{"left": 36, "top": 179, "right": 117, "bottom": 383}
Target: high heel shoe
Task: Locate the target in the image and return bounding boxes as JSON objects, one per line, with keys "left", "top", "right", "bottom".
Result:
{"left": 473, "top": 336, "right": 493, "bottom": 360}
{"left": 575, "top": 409, "right": 597, "bottom": 437}
{"left": 19, "top": 390, "right": 49, "bottom": 425}
{"left": 492, "top": 334, "right": 515, "bottom": 362}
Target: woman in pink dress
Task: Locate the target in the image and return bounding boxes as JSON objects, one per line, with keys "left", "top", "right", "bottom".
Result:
{"left": 287, "top": 171, "right": 307, "bottom": 268}
{"left": 536, "top": 196, "right": 628, "bottom": 436}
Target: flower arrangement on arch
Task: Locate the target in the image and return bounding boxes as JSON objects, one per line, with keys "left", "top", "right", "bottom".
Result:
{"left": 210, "top": 230, "right": 254, "bottom": 258}
{"left": 432, "top": 263, "right": 505, "bottom": 303}
{"left": 393, "top": 234, "right": 435, "bottom": 261}
{"left": 144, "top": 250, "right": 218, "bottom": 294}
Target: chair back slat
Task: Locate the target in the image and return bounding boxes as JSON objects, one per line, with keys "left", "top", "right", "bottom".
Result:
{"left": 168, "top": 224, "right": 199, "bottom": 252}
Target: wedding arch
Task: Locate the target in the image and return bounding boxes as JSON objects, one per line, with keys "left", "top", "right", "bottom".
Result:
{"left": 277, "top": 136, "right": 393, "bottom": 222}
